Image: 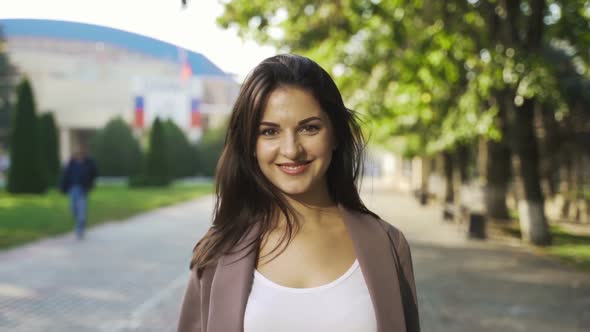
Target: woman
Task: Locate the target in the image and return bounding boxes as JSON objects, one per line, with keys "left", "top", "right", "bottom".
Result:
{"left": 178, "top": 54, "right": 420, "bottom": 332}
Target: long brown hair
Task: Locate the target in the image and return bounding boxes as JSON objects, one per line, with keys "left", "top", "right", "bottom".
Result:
{"left": 191, "top": 54, "right": 377, "bottom": 275}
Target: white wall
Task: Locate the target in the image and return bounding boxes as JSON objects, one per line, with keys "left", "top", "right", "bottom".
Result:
{"left": 6, "top": 36, "right": 238, "bottom": 160}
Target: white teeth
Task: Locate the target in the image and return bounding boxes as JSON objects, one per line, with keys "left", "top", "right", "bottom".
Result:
{"left": 278, "top": 162, "right": 309, "bottom": 172}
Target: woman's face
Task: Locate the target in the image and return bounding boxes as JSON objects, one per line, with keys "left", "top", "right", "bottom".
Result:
{"left": 255, "top": 86, "right": 336, "bottom": 198}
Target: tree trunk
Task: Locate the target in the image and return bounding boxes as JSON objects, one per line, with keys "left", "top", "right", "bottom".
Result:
{"left": 456, "top": 144, "right": 470, "bottom": 184}
{"left": 443, "top": 151, "right": 454, "bottom": 203}
{"left": 560, "top": 153, "right": 573, "bottom": 219}
{"left": 536, "top": 102, "right": 561, "bottom": 197}
{"left": 573, "top": 153, "right": 586, "bottom": 223}
{"left": 484, "top": 94, "right": 511, "bottom": 220}
{"left": 513, "top": 99, "right": 552, "bottom": 245}
{"left": 485, "top": 139, "right": 511, "bottom": 220}
{"left": 419, "top": 156, "right": 430, "bottom": 205}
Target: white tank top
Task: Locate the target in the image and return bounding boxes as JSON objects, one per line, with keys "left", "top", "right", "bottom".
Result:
{"left": 244, "top": 260, "right": 377, "bottom": 332}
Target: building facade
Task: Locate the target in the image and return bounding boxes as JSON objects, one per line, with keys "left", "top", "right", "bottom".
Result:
{"left": 1, "top": 19, "right": 239, "bottom": 162}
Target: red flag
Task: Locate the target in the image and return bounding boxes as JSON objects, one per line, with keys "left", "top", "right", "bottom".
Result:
{"left": 134, "top": 96, "right": 144, "bottom": 128}
{"left": 178, "top": 47, "right": 192, "bottom": 82}
{"left": 191, "top": 99, "right": 201, "bottom": 128}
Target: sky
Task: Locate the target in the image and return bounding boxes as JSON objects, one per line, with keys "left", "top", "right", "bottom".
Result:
{"left": 0, "top": 0, "right": 277, "bottom": 81}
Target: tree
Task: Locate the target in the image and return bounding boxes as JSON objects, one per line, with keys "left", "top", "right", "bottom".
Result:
{"left": 0, "top": 25, "right": 17, "bottom": 150}
{"left": 481, "top": 0, "right": 554, "bottom": 244}
{"left": 90, "top": 118, "right": 142, "bottom": 177}
{"left": 539, "top": 46, "right": 590, "bottom": 222}
{"left": 162, "top": 120, "right": 196, "bottom": 178}
{"left": 194, "top": 125, "right": 226, "bottom": 177}
{"left": 7, "top": 78, "right": 47, "bottom": 193}
{"left": 38, "top": 112, "right": 60, "bottom": 187}
{"left": 130, "top": 117, "right": 170, "bottom": 187}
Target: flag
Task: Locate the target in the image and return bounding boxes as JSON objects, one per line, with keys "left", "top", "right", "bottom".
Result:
{"left": 190, "top": 98, "right": 201, "bottom": 128}
{"left": 134, "top": 96, "right": 144, "bottom": 128}
{"left": 178, "top": 47, "right": 192, "bottom": 82}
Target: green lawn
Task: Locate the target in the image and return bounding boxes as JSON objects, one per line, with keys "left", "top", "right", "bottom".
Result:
{"left": 0, "top": 182, "right": 213, "bottom": 250}
{"left": 546, "top": 225, "right": 590, "bottom": 270}
{"left": 500, "top": 221, "right": 590, "bottom": 270}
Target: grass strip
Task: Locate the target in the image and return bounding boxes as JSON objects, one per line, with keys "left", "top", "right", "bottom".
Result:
{"left": 499, "top": 222, "right": 590, "bottom": 270}
{"left": 0, "top": 182, "right": 213, "bottom": 250}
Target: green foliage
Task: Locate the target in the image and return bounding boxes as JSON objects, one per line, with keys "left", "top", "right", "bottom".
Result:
{"left": 38, "top": 112, "right": 60, "bottom": 187}
{"left": 7, "top": 79, "right": 47, "bottom": 194}
{"left": 194, "top": 126, "right": 226, "bottom": 177}
{"left": 0, "top": 25, "right": 16, "bottom": 149}
{"left": 218, "top": 0, "right": 590, "bottom": 157}
{"left": 90, "top": 118, "right": 142, "bottom": 177}
{"left": 162, "top": 120, "right": 197, "bottom": 178}
{"left": 130, "top": 117, "right": 170, "bottom": 187}
{"left": 218, "top": 0, "right": 486, "bottom": 156}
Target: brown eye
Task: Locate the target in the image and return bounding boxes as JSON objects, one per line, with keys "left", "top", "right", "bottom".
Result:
{"left": 260, "top": 128, "right": 279, "bottom": 136}
{"left": 300, "top": 125, "right": 320, "bottom": 134}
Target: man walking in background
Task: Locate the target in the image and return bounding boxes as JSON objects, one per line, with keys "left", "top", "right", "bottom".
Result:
{"left": 60, "top": 143, "right": 98, "bottom": 240}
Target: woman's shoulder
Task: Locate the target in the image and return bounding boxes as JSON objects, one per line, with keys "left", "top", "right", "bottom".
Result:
{"left": 190, "top": 224, "right": 257, "bottom": 279}
{"left": 346, "top": 208, "right": 403, "bottom": 235}
{"left": 189, "top": 259, "right": 218, "bottom": 282}
{"left": 352, "top": 209, "right": 412, "bottom": 253}
{"left": 375, "top": 217, "right": 408, "bottom": 244}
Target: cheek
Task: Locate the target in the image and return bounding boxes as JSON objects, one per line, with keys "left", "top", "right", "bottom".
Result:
{"left": 255, "top": 140, "right": 278, "bottom": 165}
{"left": 321, "top": 148, "right": 334, "bottom": 166}
{"left": 310, "top": 133, "right": 336, "bottom": 159}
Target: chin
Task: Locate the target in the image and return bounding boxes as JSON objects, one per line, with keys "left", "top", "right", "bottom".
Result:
{"left": 276, "top": 179, "right": 325, "bottom": 198}
{"left": 278, "top": 185, "right": 310, "bottom": 196}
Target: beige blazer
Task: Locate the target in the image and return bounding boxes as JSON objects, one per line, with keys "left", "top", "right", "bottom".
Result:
{"left": 178, "top": 206, "right": 420, "bottom": 332}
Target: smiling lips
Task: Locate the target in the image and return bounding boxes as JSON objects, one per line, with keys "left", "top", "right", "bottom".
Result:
{"left": 277, "top": 161, "right": 312, "bottom": 175}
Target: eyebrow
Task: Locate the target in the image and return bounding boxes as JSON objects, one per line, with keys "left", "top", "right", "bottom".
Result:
{"left": 259, "top": 116, "right": 323, "bottom": 127}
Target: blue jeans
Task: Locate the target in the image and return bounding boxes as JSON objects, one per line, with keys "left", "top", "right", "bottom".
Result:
{"left": 69, "top": 185, "right": 87, "bottom": 238}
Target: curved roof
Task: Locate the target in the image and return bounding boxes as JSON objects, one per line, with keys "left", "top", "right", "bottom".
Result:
{"left": 0, "top": 18, "right": 229, "bottom": 77}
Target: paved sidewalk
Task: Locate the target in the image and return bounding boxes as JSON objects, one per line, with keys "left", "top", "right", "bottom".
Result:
{"left": 1, "top": 185, "right": 589, "bottom": 331}
{"left": 361, "top": 182, "right": 590, "bottom": 332}
{"left": 0, "top": 195, "right": 215, "bottom": 332}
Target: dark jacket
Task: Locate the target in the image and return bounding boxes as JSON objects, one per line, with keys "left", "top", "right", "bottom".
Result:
{"left": 59, "top": 157, "right": 98, "bottom": 193}
{"left": 177, "top": 205, "right": 421, "bottom": 332}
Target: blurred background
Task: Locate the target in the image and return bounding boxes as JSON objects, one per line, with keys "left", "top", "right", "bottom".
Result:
{"left": 0, "top": 0, "right": 589, "bottom": 331}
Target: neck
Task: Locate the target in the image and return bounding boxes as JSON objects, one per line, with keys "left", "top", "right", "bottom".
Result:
{"left": 278, "top": 181, "right": 341, "bottom": 230}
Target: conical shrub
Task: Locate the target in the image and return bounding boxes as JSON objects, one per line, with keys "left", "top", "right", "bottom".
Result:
{"left": 90, "top": 117, "right": 142, "bottom": 177}
{"left": 39, "top": 112, "right": 60, "bottom": 187}
{"left": 7, "top": 78, "right": 47, "bottom": 193}
{"left": 129, "top": 117, "right": 170, "bottom": 187}
{"left": 163, "top": 119, "right": 195, "bottom": 178}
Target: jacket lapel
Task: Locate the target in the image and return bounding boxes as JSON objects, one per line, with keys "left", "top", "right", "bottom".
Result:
{"left": 207, "top": 225, "right": 259, "bottom": 332}
{"left": 339, "top": 206, "right": 408, "bottom": 332}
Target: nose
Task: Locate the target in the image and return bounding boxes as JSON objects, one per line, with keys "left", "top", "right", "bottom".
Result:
{"left": 279, "top": 131, "right": 303, "bottom": 160}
